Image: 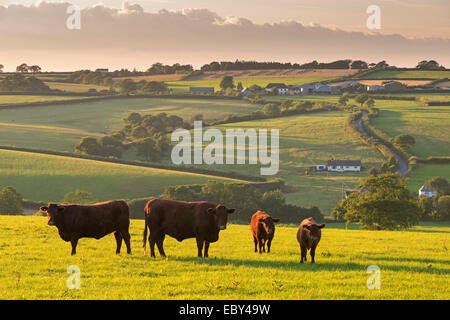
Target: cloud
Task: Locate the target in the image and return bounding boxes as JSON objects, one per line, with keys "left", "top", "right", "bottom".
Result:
{"left": 0, "top": 1, "right": 448, "bottom": 70}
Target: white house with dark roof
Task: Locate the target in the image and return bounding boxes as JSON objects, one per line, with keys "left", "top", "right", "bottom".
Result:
{"left": 327, "top": 160, "right": 361, "bottom": 172}
{"left": 265, "top": 83, "right": 289, "bottom": 95}
{"left": 418, "top": 185, "right": 436, "bottom": 197}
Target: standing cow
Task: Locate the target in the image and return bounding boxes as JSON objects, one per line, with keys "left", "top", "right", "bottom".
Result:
{"left": 297, "top": 217, "right": 325, "bottom": 263}
{"left": 41, "top": 200, "right": 131, "bottom": 255}
{"left": 143, "top": 199, "right": 235, "bottom": 258}
{"left": 250, "top": 211, "right": 280, "bottom": 253}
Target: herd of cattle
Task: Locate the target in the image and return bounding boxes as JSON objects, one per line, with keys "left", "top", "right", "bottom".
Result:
{"left": 39, "top": 199, "right": 326, "bottom": 263}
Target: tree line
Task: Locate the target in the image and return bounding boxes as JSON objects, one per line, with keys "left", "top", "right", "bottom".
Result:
{"left": 0, "top": 74, "right": 50, "bottom": 92}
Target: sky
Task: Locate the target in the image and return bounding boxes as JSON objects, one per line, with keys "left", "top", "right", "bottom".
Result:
{"left": 0, "top": 0, "right": 449, "bottom": 71}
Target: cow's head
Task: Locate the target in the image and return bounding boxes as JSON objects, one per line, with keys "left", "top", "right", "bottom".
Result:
{"left": 207, "top": 205, "right": 235, "bottom": 230}
{"left": 40, "top": 203, "right": 65, "bottom": 226}
{"left": 304, "top": 223, "right": 325, "bottom": 244}
{"left": 258, "top": 214, "right": 280, "bottom": 235}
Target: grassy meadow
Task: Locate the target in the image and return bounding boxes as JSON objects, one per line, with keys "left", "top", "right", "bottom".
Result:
{"left": 0, "top": 215, "right": 448, "bottom": 299}
{"left": 0, "top": 95, "right": 94, "bottom": 105}
{"left": 0, "top": 149, "right": 245, "bottom": 203}
{"left": 359, "top": 70, "right": 450, "bottom": 79}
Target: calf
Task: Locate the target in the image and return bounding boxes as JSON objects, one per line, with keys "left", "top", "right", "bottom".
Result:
{"left": 143, "top": 199, "right": 235, "bottom": 258}
{"left": 251, "top": 211, "right": 280, "bottom": 253}
{"left": 296, "top": 217, "right": 325, "bottom": 263}
{"left": 41, "top": 200, "right": 131, "bottom": 255}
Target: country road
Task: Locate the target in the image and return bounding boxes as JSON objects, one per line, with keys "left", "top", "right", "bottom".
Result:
{"left": 356, "top": 111, "right": 408, "bottom": 176}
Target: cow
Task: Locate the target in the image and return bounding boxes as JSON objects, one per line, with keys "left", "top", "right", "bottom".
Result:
{"left": 296, "top": 217, "right": 325, "bottom": 263}
{"left": 40, "top": 200, "right": 131, "bottom": 255}
{"left": 250, "top": 211, "right": 280, "bottom": 253}
{"left": 142, "top": 199, "right": 235, "bottom": 258}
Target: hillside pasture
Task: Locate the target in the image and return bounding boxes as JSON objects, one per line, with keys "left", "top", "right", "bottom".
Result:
{"left": 44, "top": 82, "right": 110, "bottom": 93}
{"left": 359, "top": 70, "right": 450, "bottom": 80}
{"left": 0, "top": 95, "right": 92, "bottom": 105}
{"left": 0, "top": 149, "right": 245, "bottom": 203}
{"left": 189, "top": 69, "right": 358, "bottom": 80}
{"left": 0, "top": 215, "right": 448, "bottom": 299}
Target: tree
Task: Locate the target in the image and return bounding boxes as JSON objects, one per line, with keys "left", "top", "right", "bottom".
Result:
{"left": 63, "top": 190, "right": 95, "bottom": 204}
{"left": 0, "top": 64, "right": 4, "bottom": 72}
{"left": 363, "top": 97, "right": 375, "bottom": 108}
{"left": 354, "top": 93, "right": 369, "bottom": 107}
{"left": 28, "top": 65, "right": 42, "bottom": 73}
{"left": 0, "top": 186, "right": 23, "bottom": 215}
{"left": 262, "top": 103, "right": 281, "bottom": 117}
{"left": 368, "top": 167, "right": 379, "bottom": 176}
{"left": 334, "top": 173, "right": 421, "bottom": 230}
{"left": 118, "top": 79, "right": 136, "bottom": 94}
{"left": 75, "top": 137, "right": 102, "bottom": 156}
{"left": 418, "top": 196, "right": 436, "bottom": 221}
{"left": 124, "top": 112, "right": 142, "bottom": 125}
{"left": 425, "top": 177, "right": 450, "bottom": 196}
{"left": 219, "top": 76, "right": 235, "bottom": 90}
{"left": 350, "top": 60, "right": 368, "bottom": 69}
{"left": 236, "top": 82, "right": 243, "bottom": 91}
{"left": 338, "top": 93, "right": 349, "bottom": 106}
{"left": 416, "top": 60, "right": 443, "bottom": 70}
{"left": 393, "top": 134, "right": 416, "bottom": 150}
{"left": 135, "top": 137, "right": 157, "bottom": 161}
{"left": 16, "top": 63, "right": 29, "bottom": 73}
{"left": 436, "top": 196, "right": 450, "bottom": 220}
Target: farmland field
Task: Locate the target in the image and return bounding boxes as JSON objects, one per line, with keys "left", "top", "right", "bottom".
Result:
{"left": 189, "top": 69, "right": 358, "bottom": 80}
{"left": 0, "top": 95, "right": 92, "bottom": 105}
{"left": 0, "top": 215, "right": 448, "bottom": 299}
{"left": 407, "top": 164, "right": 450, "bottom": 191}
{"left": 0, "top": 97, "right": 260, "bottom": 151}
{"left": 0, "top": 149, "right": 245, "bottom": 203}
{"left": 359, "top": 70, "right": 450, "bottom": 79}
{"left": 44, "top": 82, "right": 110, "bottom": 93}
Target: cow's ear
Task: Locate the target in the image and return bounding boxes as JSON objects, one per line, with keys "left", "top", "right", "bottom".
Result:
{"left": 272, "top": 218, "right": 280, "bottom": 223}
{"left": 318, "top": 223, "right": 325, "bottom": 229}
{"left": 227, "top": 208, "right": 235, "bottom": 214}
{"left": 57, "top": 207, "right": 65, "bottom": 213}
{"left": 40, "top": 206, "right": 48, "bottom": 212}
{"left": 207, "top": 208, "right": 216, "bottom": 215}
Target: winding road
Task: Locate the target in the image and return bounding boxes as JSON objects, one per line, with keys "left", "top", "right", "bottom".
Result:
{"left": 356, "top": 111, "right": 408, "bottom": 176}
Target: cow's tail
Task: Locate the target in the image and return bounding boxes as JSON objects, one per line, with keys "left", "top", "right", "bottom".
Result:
{"left": 143, "top": 214, "right": 149, "bottom": 255}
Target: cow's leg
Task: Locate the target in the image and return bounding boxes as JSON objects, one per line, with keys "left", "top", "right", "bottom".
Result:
{"left": 258, "top": 239, "right": 264, "bottom": 254}
{"left": 120, "top": 226, "right": 131, "bottom": 254}
{"left": 114, "top": 231, "right": 123, "bottom": 254}
{"left": 310, "top": 246, "right": 316, "bottom": 264}
{"left": 267, "top": 238, "right": 272, "bottom": 253}
{"left": 262, "top": 239, "right": 266, "bottom": 253}
{"left": 196, "top": 237, "right": 204, "bottom": 258}
{"left": 149, "top": 236, "right": 156, "bottom": 258}
{"left": 203, "top": 241, "right": 210, "bottom": 258}
{"left": 70, "top": 237, "right": 78, "bottom": 256}
{"left": 300, "top": 246, "right": 307, "bottom": 263}
{"left": 156, "top": 234, "right": 166, "bottom": 257}
{"left": 253, "top": 236, "right": 258, "bottom": 253}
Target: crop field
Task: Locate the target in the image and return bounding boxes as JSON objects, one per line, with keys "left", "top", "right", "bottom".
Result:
{"left": 44, "top": 82, "right": 110, "bottom": 93}
{"left": 359, "top": 70, "right": 450, "bottom": 80}
{"left": 0, "top": 97, "right": 260, "bottom": 151}
{"left": 0, "top": 215, "right": 448, "bottom": 299}
{"left": 0, "top": 149, "right": 245, "bottom": 203}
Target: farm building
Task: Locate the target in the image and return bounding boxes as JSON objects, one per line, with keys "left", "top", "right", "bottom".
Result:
{"left": 288, "top": 86, "right": 301, "bottom": 95}
{"left": 241, "top": 87, "right": 253, "bottom": 97}
{"left": 327, "top": 160, "right": 361, "bottom": 172}
{"left": 265, "top": 83, "right": 289, "bottom": 95}
{"left": 314, "top": 83, "right": 332, "bottom": 94}
{"left": 366, "top": 85, "right": 385, "bottom": 92}
{"left": 189, "top": 87, "right": 215, "bottom": 94}
{"left": 296, "top": 83, "right": 315, "bottom": 95}
{"left": 95, "top": 68, "right": 109, "bottom": 73}
{"left": 418, "top": 185, "right": 436, "bottom": 197}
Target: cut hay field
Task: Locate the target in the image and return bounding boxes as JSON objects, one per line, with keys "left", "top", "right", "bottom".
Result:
{"left": 0, "top": 215, "right": 448, "bottom": 299}
{"left": 189, "top": 69, "right": 358, "bottom": 80}
{"left": 0, "top": 97, "right": 260, "bottom": 151}
{"left": 0, "top": 149, "right": 245, "bottom": 203}
{"left": 359, "top": 70, "right": 450, "bottom": 80}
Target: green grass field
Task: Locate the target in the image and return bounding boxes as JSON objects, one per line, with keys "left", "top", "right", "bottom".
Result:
{"left": 0, "top": 97, "right": 260, "bottom": 151}
{"left": 0, "top": 95, "right": 92, "bottom": 105}
{"left": 44, "top": 82, "right": 110, "bottom": 93}
{"left": 0, "top": 149, "right": 245, "bottom": 203}
{"left": 0, "top": 215, "right": 448, "bottom": 299}
{"left": 407, "top": 164, "right": 450, "bottom": 191}
{"left": 359, "top": 70, "right": 450, "bottom": 79}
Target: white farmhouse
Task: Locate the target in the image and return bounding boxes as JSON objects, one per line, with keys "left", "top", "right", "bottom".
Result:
{"left": 418, "top": 185, "right": 436, "bottom": 197}
{"left": 327, "top": 160, "right": 361, "bottom": 172}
